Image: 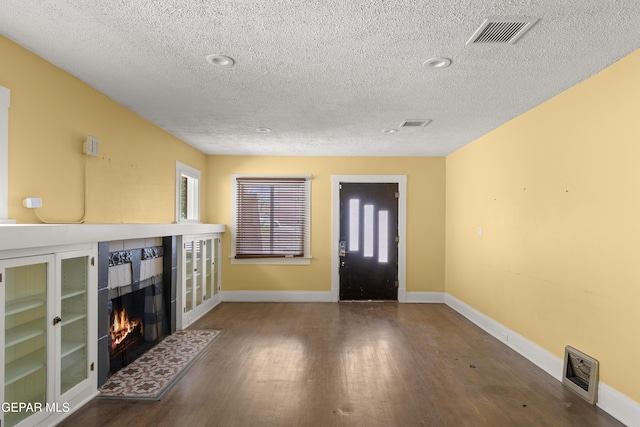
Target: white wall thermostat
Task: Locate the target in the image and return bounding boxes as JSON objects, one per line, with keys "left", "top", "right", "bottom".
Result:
{"left": 83, "top": 135, "right": 99, "bottom": 157}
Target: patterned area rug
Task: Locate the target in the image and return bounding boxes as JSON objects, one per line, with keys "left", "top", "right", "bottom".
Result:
{"left": 99, "top": 329, "right": 222, "bottom": 400}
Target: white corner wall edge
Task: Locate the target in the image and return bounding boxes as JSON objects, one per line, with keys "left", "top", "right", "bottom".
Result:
{"left": 445, "top": 293, "right": 640, "bottom": 427}
{"left": 222, "top": 290, "right": 333, "bottom": 303}
{"left": 0, "top": 86, "right": 14, "bottom": 223}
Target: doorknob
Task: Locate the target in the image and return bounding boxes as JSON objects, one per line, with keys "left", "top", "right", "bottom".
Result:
{"left": 339, "top": 240, "right": 347, "bottom": 257}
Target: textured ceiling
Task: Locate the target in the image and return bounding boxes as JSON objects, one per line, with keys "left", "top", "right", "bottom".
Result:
{"left": 1, "top": 1, "right": 639, "bottom": 156}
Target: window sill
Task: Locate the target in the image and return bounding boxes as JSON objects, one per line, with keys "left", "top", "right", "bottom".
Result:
{"left": 230, "top": 256, "right": 311, "bottom": 265}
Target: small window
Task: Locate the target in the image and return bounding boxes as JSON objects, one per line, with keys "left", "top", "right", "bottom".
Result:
{"left": 232, "top": 175, "right": 311, "bottom": 264}
{"left": 175, "top": 161, "right": 200, "bottom": 223}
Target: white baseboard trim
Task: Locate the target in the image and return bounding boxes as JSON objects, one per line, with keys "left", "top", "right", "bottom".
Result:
{"left": 445, "top": 293, "right": 640, "bottom": 427}
{"left": 222, "top": 290, "right": 334, "bottom": 303}
{"left": 445, "top": 293, "right": 562, "bottom": 380}
{"left": 222, "top": 291, "right": 447, "bottom": 304}
{"left": 597, "top": 382, "right": 640, "bottom": 427}
{"left": 405, "top": 291, "right": 446, "bottom": 303}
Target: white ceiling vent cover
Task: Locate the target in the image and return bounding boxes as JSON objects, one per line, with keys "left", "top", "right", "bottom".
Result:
{"left": 401, "top": 119, "right": 431, "bottom": 128}
{"left": 467, "top": 17, "right": 539, "bottom": 44}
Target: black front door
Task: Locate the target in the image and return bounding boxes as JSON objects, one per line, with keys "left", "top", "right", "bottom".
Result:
{"left": 339, "top": 182, "right": 398, "bottom": 300}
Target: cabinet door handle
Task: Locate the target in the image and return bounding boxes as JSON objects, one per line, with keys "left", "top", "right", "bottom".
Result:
{"left": 53, "top": 316, "right": 62, "bottom": 325}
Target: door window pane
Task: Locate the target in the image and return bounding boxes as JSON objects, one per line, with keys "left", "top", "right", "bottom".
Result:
{"left": 349, "top": 199, "right": 359, "bottom": 251}
{"left": 378, "top": 211, "right": 388, "bottom": 263}
{"left": 364, "top": 204, "right": 374, "bottom": 257}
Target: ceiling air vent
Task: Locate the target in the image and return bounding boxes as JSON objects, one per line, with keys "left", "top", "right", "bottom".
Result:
{"left": 467, "top": 17, "right": 539, "bottom": 44}
{"left": 401, "top": 119, "right": 431, "bottom": 128}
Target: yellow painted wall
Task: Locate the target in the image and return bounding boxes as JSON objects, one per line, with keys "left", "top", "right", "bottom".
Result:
{"left": 1, "top": 36, "right": 206, "bottom": 223}
{"left": 2, "top": 34, "right": 446, "bottom": 292}
{"left": 205, "top": 156, "right": 445, "bottom": 293}
{"left": 446, "top": 48, "right": 640, "bottom": 403}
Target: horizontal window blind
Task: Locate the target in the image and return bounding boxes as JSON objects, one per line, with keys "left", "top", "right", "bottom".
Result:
{"left": 235, "top": 177, "right": 308, "bottom": 258}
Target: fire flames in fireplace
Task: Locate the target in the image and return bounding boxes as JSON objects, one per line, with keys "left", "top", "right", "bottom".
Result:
{"left": 110, "top": 307, "right": 144, "bottom": 350}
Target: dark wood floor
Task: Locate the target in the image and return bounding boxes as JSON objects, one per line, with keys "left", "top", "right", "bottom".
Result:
{"left": 60, "top": 303, "right": 623, "bottom": 427}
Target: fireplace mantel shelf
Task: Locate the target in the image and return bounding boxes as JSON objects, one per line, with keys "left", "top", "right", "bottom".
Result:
{"left": 0, "top": 223, "right": 226, "bottom": 252}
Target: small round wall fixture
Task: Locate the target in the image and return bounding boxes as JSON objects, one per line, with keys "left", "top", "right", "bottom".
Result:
{"left": 206, "top": 54, "right": 235, "bottom": 67}
{"left": 423, "top": 57, "right": 452, "bottom": 69}
{"left": 256, "top": 127, "right": 272, "bottom": 133}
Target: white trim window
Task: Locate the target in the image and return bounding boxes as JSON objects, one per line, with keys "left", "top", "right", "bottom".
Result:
{"left": 175, "top": 161, "right": 200, "bottom": 223}
{"left": 232, "top": 174, "right": 311, "bottom": 265}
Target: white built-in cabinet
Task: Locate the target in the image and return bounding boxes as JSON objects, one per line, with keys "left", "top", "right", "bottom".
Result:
{"left": 178, "top": 234, "right": 221, "bottom": 329}
{"left": 0, "top": 246, "right": 97, "bottom": 427}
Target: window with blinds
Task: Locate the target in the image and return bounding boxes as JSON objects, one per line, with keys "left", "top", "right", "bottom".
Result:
{"left": 233, "top": 176, "right": 311, "bottom": 260}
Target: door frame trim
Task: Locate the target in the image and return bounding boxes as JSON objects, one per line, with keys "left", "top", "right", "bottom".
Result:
{"left": 331, "top": 175, "right": 407, "bottom": 302}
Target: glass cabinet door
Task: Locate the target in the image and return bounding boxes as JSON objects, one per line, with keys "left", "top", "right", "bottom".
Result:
{"left": 3, "top": 257, "right": 50, "bottom": 427}
{"left": 59, "top": 255, "right": 88, "bottom": 396}
{"left": 184, "top": 240, "right": 194, "bottom": 313}
{"left": 194, "top": 240, "right": 203, "bottom": 308}
{"left": 181, "top": 234, "right": 219, "bottom": 329}
{"left": 212, "top": 237, "right": 219, "bottom": 297}
{"left": 204, "top": 239, "right": 213, "bottom": 301}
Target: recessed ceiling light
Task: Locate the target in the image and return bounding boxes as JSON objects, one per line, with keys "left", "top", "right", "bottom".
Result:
{"left": 256, "top": 127, "right": 271, "bottom": 133}
{"left": 206, "top": 54, "right": 235, "bottom": 67}
{"left": 423, "top": 57, "right": 452, "bottom": 69}
{"left": 381, "top": 129, "right": 398, "bottom": 133}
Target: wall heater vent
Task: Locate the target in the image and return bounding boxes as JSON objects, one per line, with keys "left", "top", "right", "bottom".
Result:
{"left": 562, "top": 346, "right": 599, "bottom": 404}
